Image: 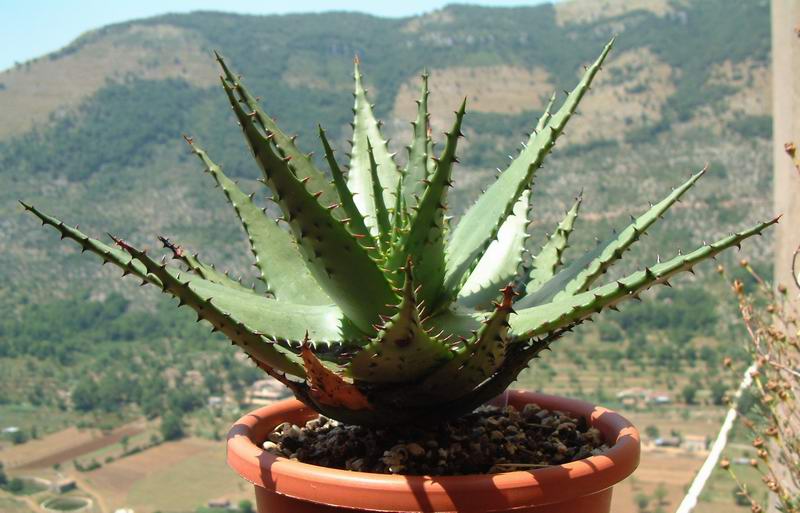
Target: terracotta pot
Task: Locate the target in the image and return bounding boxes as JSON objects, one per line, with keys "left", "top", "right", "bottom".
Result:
{"left": 227, "top": 390, "right": 640, "bottom": 513}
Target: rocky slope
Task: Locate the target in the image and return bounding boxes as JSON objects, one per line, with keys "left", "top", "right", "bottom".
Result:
{"left": 0, "top": 0, "right": 772, "bottom": 313}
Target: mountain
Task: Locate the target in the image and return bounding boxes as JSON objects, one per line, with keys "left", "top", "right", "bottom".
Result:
{"left": 0, "top": 0, "right": 773, "bottom": 400}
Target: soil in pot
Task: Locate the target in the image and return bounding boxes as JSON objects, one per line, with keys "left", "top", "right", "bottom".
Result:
{"left": 262, "top": 402, "right": 608, "bottom": 475}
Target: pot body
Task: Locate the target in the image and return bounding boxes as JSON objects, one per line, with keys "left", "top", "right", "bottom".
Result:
{"left": 227, "top": 390, "right": 640, "bottom": 513}
{"left": 253, "top": 487, "right": 611, "bottom": 513}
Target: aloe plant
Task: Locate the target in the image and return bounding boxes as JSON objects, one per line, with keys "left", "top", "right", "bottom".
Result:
{"left": 22, "top": 40, "right": 777, "bottom": 425}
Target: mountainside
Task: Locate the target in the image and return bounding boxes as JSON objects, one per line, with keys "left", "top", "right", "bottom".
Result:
{"left": 0, "top": 0, "right": 773, "bottom": 399}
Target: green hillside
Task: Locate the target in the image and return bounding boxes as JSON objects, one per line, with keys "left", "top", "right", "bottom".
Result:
{"left": 0, "top": 0, "right": 774, "bottom": 414}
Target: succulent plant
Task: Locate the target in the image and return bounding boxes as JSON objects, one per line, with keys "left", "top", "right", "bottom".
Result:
{"left": 22, "top": 39, "right": 776, "bottom": 425}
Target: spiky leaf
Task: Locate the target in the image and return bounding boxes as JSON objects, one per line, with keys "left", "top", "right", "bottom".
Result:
{"left": 536, "top": 92, "right": 557, "bottom": 133}
{"left": 221, "top": 77, "right": 395, "bottom": 333}
{"left": 367, "top": 138, "right": 393, "bottom": 250}
{"left": 388, "top": 99, "right": 467, "bottom": 306}
{"left": 348, "top": 59, "right": 401, "bottom": 234}
{"left": 157, "top": 235, "right": 253, "bottom": 293}
{"left": 301, "top": 341, "right": 372, "bottom": 410}
{"left": 20, "top": 202, "right": 160, "bottom": 287}
{"left": 517, "top": 168, "right": 706, "bottom": 309}
{"left": 318, "top": 125, "right": 375, "bottom": 250}
{"left": 111, "top": 237, "right": 312, "bottom": 376}
{"left": 347, "top": 261, "right": 452, "bottom": 383}
{"left": 525, "top": 193, "right": 582, "bottom": 293}
{"left": 443, "top": 39, "right": 614, "bottom": 302}
{"left": 188, "top": 141, "right": 333, "bottom": 304}
{"left": 215, "top": 52, "right": 341, "bottom": 212}
{"left": 510, "top": 218, "right": 779, "bottom": 341}
{"left": 403, "top": 71, "right": 431, "bottom": 207}
{"left": 457, "top": 190, "right": 531, "bottom": 309}
{"left": 415, "top": 286, "right": 516, "bottom": 403}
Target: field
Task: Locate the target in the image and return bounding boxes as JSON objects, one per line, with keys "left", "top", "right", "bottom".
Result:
{"left": 1, "top": 350, "right": 761, "bottom": 513}
{"left": 0, "top": 497, "right": 37, "bottom": 513}
{"left": 0, "top": 297, "right": 763, "bottom": 513}
{"left": 80, "top": 438, "right": 248, "bottom": 513}
{"left": 2, "top": 432, "right": 245, "bottom": 513}
{"left": 0, "top": 422, "right": 145, "bottom": 471}
{"left": 1, "top": 408, "right": 751, "bottom": 513}
{"left": 0, "top": 317, "right": 763, "bottom": 513}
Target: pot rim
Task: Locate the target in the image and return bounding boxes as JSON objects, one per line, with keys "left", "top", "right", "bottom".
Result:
{"left": 227, "top": 390, "right": 640, "bottom": 512}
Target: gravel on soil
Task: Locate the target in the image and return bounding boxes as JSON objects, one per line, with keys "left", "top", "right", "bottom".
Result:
{"left": 261, "top": 403, "right": 609, "bottom": 475}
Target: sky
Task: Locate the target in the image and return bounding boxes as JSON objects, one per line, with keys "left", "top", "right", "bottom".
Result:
{"left": 0, "top": 0, "right": 553, "bottom": 71}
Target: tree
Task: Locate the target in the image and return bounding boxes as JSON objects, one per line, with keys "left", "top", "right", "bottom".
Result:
{"left": 139, "top": 384, "right": 164, "bottom": 419}
{"left": 205, "top": 372, "right": 224, "bottom": 395}
{"left": 167, "top": 388, "right": 203, "bottom": 414}
{"left": 160, "top": 412, "right": 185, "bottom": 441}
{"left": 598, "top": 322, "right": 623, "bottom": 343}
{"left": 653, "top": 482, "right": 668, "bottom": 505}
{"left": 594, "top": 382, "right": 609, "bottom": 403}
{"left": 645, "top": 425, "right": 660, "bottom": 440}
{"left": 710, "top": 381, "right": 728, "bottom": 406}
{"left": 0, "top": 461, "right": 7, "bottom": 486}
{"left": 120, "top": 435, "right": 130, "bottom": 453}
{"left": 238, "top": 499, "right": 254, "bottom": 513}
{"left": 7, "top": 477, "right": 23, "bottom": 493}
{"left": 9, "top": 430, "right": 27, "bottom": 445}
{"left": 681, "top": 384, "right": 697, "bottom": 405}
{"left": 72, "top": 377, "right": 100, "bottom": 412}
{"left": 635, "top": 492, "right": 651, "bottom": 512}
{"left": 699, "top": 345, "right": 718, "bottom": 366}
{"left": 97, "top": 372, "right": 130, "bottom": 412}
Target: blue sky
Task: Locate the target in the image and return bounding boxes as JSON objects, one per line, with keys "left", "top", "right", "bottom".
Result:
{"left": 0, "top": 0, "right": 552, "bottom": 71}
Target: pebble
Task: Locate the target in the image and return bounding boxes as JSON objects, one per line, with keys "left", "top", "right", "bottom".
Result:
{"left": 407, "top": 442, "right": 425, "bottom": 456}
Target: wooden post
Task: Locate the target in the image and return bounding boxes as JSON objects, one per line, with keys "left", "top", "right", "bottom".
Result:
{"left": 773, "top": 0, "right": 800, "bottom": 292}
{"left": 771, "top": 5, "right": 800, "bottom": 512}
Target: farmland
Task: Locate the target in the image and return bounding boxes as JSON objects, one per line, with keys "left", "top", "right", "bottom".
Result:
{"left": 1, "top": 332, "right": 764, "bottom": 513}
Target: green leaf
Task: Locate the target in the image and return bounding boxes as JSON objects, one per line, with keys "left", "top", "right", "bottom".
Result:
{"left": 157, "top": 235, "right": 253, "bottom": 293}
{"left": 187, "top": 140, "right": 331, "bottom": 305}
{"left": 510, "top": 218, "right": 779, "bottom": 341}
{"left": 116, "top": 239, "right": 324, "bottom": 376}
{"left": 525, "top": 193, "right": 582, "bottom": 293}
{"left": 389, "top": 175, "right": 408, "bottom": 252}
{"left": 215, "top": 52, "right": 342, "bottom": 213}
{"left": 517, "top": 167, "right": 707, "bottom": 309}
{"left": 536, "top": 92, "right": 557, "bottom": 133}
{"left": 457, "top": 189, "right": 530, "bottom": 309}
{"left": 388, "top": 98, "right": 467, "bottom": 307}
{"left": 348, "top": 59, "right": 401, "bottom": 235}
{"left": 220, "top": 77, "right": 395, "bottom": 333}
{"left": 367, "top": 138, "right": 392, "bottom": 251}
{"left": 426, "top": 129, "right": 436, "bottom": 178}
{"left": 443, "top": 39, "right": 614, "bottom": 301}
{"left": 20, "top": 202, "right": 161, "bottom": 287}
{"left": 347, "top": 260, "right": 452, "bottom": 384}
{"left": 414, "top": 286, "right": 515, "bottom": 403}
{"left": 426, "top": 307, "right": 484, "bottom": 340}
{"left": 318, "top": 125, "right": 376, "bottom": 252}
{"left": 402, "top": 71, "right": 431, "bottom": 207}
{"left": 559, "top": 169, "right": 707, "bottom": 299}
